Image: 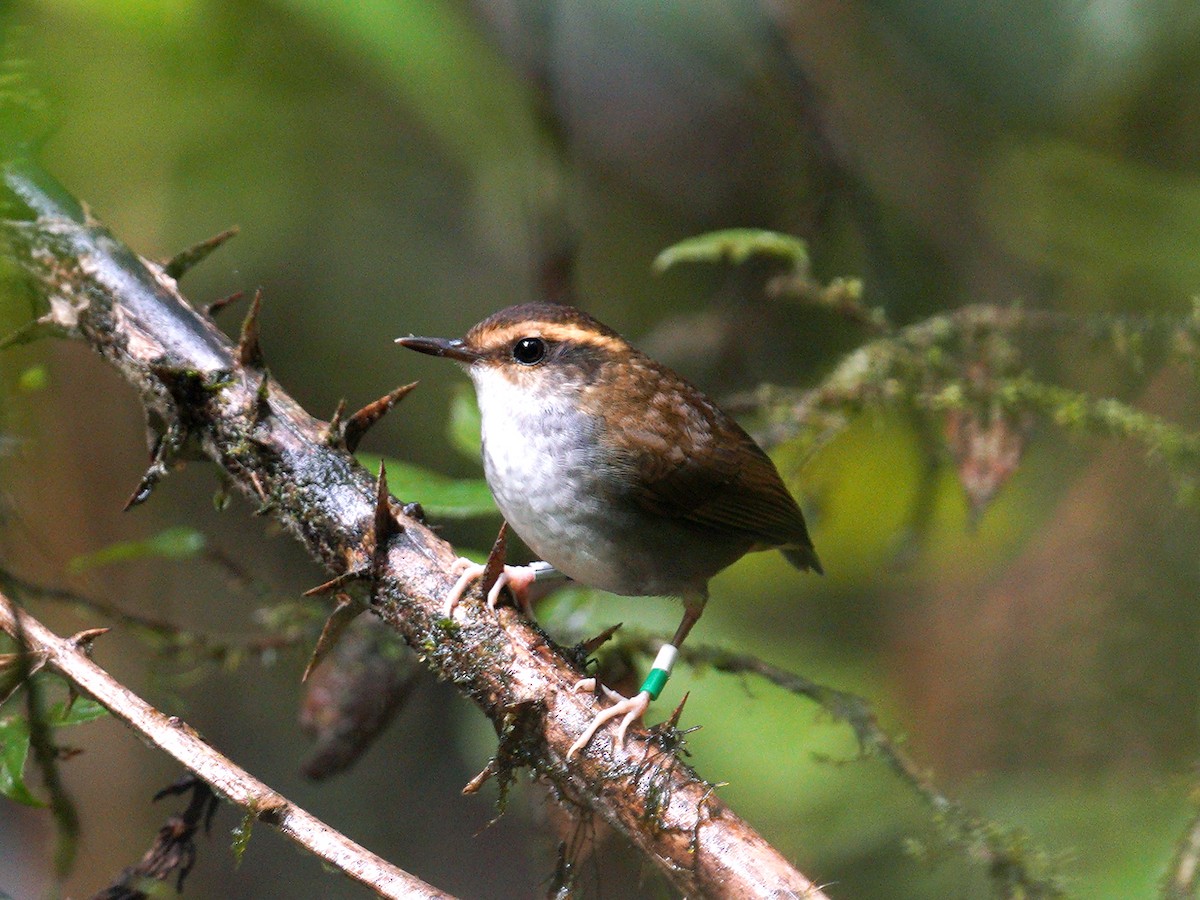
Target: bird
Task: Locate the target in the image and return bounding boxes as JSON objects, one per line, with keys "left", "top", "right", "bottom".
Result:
{"left": 396, "top": 302, "right": 821, "bottom": 757}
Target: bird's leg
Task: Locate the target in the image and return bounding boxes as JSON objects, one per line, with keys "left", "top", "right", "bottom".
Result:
{"left": 444, "top": 558, "right": 565, "bottom": 618}
{"left": 567, "top": 594, "right": 705, "bottom": 759}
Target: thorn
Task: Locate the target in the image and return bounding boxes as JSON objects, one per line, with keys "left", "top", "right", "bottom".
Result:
{"left": 374, "top": 461, "right": 391, "bottom": 528}
{"left": 303, "top": 568, "right": 368, "bottom": 597}
{"left": 302, "top": 595, "right": 365, "bottom": 683}
{"left": 323, "top": 399, "right": 347, "bottom": 445}
{"left": 124, "top": 434, "right": 171, "bottom": 511}
{"left": 124, "top": 467, "right": 165, "bottom": 511}
{"left": 666, "top": 691, "right": 690, "bottom": 730}
{"left": 163, "top": 226, "right": 239, "bottom": 280}
{"left": 63, "top": 628, "right": 106, "bottom": 714}
{"left": 649, "top": 690, "right": 700, "bottom": 755}
{"left": 237, "top": 288, "right": 264, "bottom": 369}
{"left": 342, "top": 382, "right": 418, "bottom": 453}
{"left": 204, "top": 289, "right": 245, "bottom": 319}
{"left": 371, "top": 461, "right": 400, "bottom": 578}
{"left": 402, "top": 501, "right": 426, "bottom": 524}
{"left": 578, "top": 623, "right": 623, "bottom": 657}
{"left": 252, "top": 369, "right": 271, "bottom": 423}
{"left": 461, "top": 759, "right": 498, "bottom": 795}
{"left": 67, "top": 627, "right": 110, "bottom": 651}
{"left": 463, "top": 700, "right": 538, "bottom": 798}
{"left": 479, "top": 522, "right": 509, "bottom": 602}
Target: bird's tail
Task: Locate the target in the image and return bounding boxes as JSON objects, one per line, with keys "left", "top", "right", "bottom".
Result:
{"left": 783, "top": 544, "right": 824, "bottom": 575}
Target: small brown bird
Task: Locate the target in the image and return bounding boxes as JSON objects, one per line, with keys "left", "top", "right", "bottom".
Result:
{"left": 397, "top": 303, "right": 820, "bottom": 757}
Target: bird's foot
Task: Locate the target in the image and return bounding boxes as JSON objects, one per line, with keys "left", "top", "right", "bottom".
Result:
{"left": 443, "top": 558, "right": 554, "bottom": 618}
{"left": 566, "top": 644, "right": 679, "bottom": 758}
{"left": 567, "top": 680, "right": 652, "bottom": 759}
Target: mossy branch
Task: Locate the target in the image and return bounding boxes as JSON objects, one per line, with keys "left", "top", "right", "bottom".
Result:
{"left": 736, "top": 297, "right": 1200, "bottom": 500}
{"left": 0, "top": 158, "right": 829, "bottom": 899}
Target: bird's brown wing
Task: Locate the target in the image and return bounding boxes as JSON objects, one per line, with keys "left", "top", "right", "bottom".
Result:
{"left": 603, "top": 364, "right": 821, "bottom": 573}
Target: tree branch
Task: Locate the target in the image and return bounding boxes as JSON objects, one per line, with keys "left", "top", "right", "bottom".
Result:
{"left": 1, "top": 157, "right": 829, "bottom": 898}
{"left": 0, "top": 591, "right": 453, "bottom": 900}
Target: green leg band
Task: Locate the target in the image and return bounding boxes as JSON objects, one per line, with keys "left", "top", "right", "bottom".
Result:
{"left": 639, "top": 644, "right": 679, "bottom": 700}
{"left": 640, "top": 667, "right": 670, "bottom": 700}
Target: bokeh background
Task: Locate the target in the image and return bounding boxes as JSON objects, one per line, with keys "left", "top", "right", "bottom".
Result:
{"left": 3, "top": 1, "right": 1200, "bottom": 897}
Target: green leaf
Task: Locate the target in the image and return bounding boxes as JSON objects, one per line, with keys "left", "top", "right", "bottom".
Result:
{"left": 68, "top": 526, "right": 207, "bottom": 573}
{"left": 358, "top": 454, "right": 496, "bottom": 519}
{"left": 0, "top": 686, "right": 108, "bottom": 806}
{"left": 653, "top": 229, "right": 809, "bottom": 273}
{"left": 0, "top": 715, "right": 42, "bottom": 807}
{"left": 447, "top": 384, "right": 482, "bottom": 459}
{"left": 50, "top": 697, "right": 108, "bottom": 727}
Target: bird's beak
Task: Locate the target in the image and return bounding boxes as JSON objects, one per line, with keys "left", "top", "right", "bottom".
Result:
{"left": 394, "top": 335, "right": 481, "bottom": 363}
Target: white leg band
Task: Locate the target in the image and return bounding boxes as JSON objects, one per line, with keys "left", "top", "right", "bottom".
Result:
{"left": 651, "top": 643, "right": 678, "bottom": 675}
{"left": 529, "top": 560, "right": 564, "bottom": 582}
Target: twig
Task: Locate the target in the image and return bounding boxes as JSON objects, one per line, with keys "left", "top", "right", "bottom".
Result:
{"left": 0, "top": 568, "right": 302, "bottom": 668}
{"left": 0, "top": 591, "right": 454, "bottom": 900}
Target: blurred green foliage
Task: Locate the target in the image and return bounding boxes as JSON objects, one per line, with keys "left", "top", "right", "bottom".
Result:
{"left": 358, "top": 453, "right": 494, "bottom": 519}
{"left": 67, "top": 526, "right": 207, "bottom": 573}
{"left": 4, "top": 1, "right": 1200, "bottom": 898}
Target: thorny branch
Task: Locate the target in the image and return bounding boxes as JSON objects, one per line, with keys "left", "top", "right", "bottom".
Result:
{"left": 8, "top": 554, "right": 1067, "bottom": 897}
{"left": 0, "top": 158, "right": 829, "bottom": 898}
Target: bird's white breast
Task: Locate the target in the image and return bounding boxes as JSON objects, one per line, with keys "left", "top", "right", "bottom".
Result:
{"left": 468, "top": 365, "right": 629, "bottom": 592}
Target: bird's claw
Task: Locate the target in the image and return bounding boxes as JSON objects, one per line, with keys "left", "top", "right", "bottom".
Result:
{"left": 566, "top": 684, "right": 652, "bottom": 759}
{"left": 443, "top": 558, "right": 539, "bottom": 619}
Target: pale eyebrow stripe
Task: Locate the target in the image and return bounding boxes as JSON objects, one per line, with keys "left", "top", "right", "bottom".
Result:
{"left": 474, "top": 322, "right": 628, "bottom": 353}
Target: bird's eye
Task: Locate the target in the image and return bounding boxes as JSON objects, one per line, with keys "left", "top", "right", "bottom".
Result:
{"left": 512, "top": 336, "right": 546, "bottom": 365}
